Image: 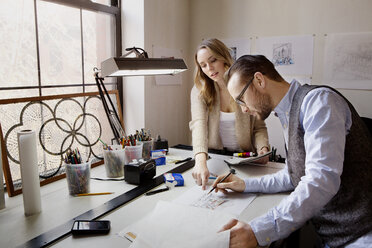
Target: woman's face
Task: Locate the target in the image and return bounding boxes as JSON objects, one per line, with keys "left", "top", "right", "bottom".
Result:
{"left": 197, "top": 48, "right": 226, "bottom": 83}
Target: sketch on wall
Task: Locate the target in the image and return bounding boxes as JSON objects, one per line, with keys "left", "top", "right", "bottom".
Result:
{"left": 256, "top": 35, "right": 314, "bottom": 76}
{"left": 273, "top": 43, "right": 294, "bottom": 66}
{"left": 222, "top": 38, "right": 251, "bottom": 61}
{"left": 323, "top": 32, "right": 372, "bottom": 90}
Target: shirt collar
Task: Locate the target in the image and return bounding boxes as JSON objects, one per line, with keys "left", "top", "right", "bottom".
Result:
{"left": 274, "top": 79, "right": 301, "bottom": 116}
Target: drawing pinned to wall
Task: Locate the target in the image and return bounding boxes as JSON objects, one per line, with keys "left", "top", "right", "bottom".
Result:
{"left": 256, "top": 35, "right": 314, "bottom": 76}
{"left": 222, "top": 38, "right": 251, "bottom": 61}
{"left": 273, "top": 43, "right": 294, "bottom": 66}
{"left": 323, "top": 32, "right": 372, "bottom": 90}
{"left": 153, "top": 46, "right": 184, "bottom": 86}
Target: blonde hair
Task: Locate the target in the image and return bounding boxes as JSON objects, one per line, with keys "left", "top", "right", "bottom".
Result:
{"left": 194, "top": 38, "right": 233, "bottom": 111}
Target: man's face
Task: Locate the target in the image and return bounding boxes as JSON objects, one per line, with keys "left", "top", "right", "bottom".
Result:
{"left": 228, "top": 73, "right": 273, "bottom": 120}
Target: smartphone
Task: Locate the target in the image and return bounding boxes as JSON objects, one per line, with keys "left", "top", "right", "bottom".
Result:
{"left": 71, "top": 220, "right": 111, "bottom": 235}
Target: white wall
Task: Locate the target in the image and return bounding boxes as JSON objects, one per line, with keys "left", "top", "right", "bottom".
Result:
{"left": 143, "top": 0, "right": 191, "bottom": 146}
{"left": 121, "top": 0, "right": 190, "bottom": 146}
{"left": 189, "top": 0, "right": 372, "bottom": 157}
{"left": 121, "top": 0, "right": 145, "bottom": 135}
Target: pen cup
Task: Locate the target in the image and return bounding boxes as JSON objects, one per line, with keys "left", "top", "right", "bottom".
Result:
{"left": 138, "top": 139, "right": 153, "bottom": 160}
{"left": 65, "top": 161, "right": 91, "bottom": 195}
{"left": 103, "top": 145, "right": 125, "bottom": 178}
{"left": 124, "top": 143, "right": 143, "bottom": 164}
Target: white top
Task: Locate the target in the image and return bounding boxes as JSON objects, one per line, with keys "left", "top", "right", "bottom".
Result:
{"left": 219, "top": 111, "right": 240, "bottom": 151}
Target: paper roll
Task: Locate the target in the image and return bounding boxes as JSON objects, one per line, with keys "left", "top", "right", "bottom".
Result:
{"left": 18, "top": 129, "right": 42, "bottom": 216}
{"left": 0, "top": 141, "right": 5, "bottom": 210}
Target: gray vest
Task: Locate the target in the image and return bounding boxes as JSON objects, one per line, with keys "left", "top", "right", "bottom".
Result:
{"left": 287, "top": 84, "right": 372, "bottom": 247}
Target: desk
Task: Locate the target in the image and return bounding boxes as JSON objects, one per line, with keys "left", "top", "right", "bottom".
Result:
{"left": 0, "top": 148, "right": 287, "bottom": 248}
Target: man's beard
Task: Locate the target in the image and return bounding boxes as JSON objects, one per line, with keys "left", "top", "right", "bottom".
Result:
{"left": 254, "top": 90, "right": 273, "bottom": 120}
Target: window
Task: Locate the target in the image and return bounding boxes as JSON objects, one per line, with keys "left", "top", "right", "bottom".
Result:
{"left": 0, "top": 0, "right": 121, "bottom": 99}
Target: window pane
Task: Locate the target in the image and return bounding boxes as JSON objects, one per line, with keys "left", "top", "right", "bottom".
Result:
{"left": 42, "top": 86, "right": 84, "bottom": 96}
{"left": 82, "top": 10, "right": 115, "bottom": 85}
{"left": 85, "top": 84, "right": 116, "bottom": 93}
{"left": 0, "top": 0, "right": 38, "bottom": 90}
{"left": 37, "top": 0, "right": 82, "bottom": 86}
{"left": 0, "top": 89, "right": 40, "bottom": 100}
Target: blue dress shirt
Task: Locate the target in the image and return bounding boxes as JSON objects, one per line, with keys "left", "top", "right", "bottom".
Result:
{"left": 244, "top": 80, "right": 372, "bottom": 247}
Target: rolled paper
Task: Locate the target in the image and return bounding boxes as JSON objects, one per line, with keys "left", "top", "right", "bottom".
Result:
{"left": 18, "top": 129, "right": 42, "bottom": 216}
{"left": 0, "top": 142, "right": 5, "bottom": 210}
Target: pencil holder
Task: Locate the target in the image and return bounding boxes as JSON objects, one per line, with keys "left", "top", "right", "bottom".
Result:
{"left": 65, "top": 161, "right": 91, "bottom": 195}
{"left": 124, "top": 143, "right": 143, "bottom": 164}
{"left": 138, "top": 139, "right": 153, "bottom": 160}
{"left": 103, "top": 145, "right": 125, "bottom": 178}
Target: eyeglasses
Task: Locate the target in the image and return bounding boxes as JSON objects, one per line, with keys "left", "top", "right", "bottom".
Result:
{"left": 235, "top": 77, "right": 253, "bottom": 106}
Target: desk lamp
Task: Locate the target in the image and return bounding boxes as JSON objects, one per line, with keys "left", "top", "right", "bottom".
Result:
{"left": 94, "top": 47, "right": 187, "bottom": 143}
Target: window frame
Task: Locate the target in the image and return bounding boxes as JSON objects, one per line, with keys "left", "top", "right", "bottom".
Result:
{"left": 0, "top": 0, "right": 123, "bottom": 107}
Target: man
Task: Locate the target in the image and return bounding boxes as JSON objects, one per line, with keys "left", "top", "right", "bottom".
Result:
{"left": 213, "top": 55, "right": 372, "bottom": 248}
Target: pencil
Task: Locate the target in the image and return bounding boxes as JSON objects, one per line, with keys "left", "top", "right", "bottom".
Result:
{"left": 207, "top": 172, "right": 232, "bottom": 194}
{"left": 75, "top": 192, "right": 114, "bottom": 196}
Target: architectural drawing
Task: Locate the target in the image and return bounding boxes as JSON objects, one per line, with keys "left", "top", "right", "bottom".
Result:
{"left": 191, "top": 193, "right": 226, "bottom": 210}
{"left": 324, "top": 32, "right": 372, "bottom": 89}
{"left": 272, "top": 43, "right": 294, "bottom": 66}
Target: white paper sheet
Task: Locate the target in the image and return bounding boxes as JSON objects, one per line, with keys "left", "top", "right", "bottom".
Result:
{"left": 128, "top": 201, "right": 232, "bottom": 248}
{"left": 324, "top": 32, "right": 372, "bottom": 89}
{"left": 207, "top": 157, "right": 231, "bottom": 177}
{"left": 256, "top": 35, "right": 314, "bottom": 76}
{"left": 173, "top": 185, "right": 256, "bottom": 217}
{"left": 222, "top": 38, "right": 252, "bottom": 61}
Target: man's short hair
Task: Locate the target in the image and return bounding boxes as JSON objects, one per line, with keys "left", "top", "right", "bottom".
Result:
{"left": 225, "top": 55, "right": 284, "bottom": 86}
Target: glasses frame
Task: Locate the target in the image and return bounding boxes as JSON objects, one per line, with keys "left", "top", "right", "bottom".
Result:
{"left": 235, "top": 77, "right": 254, "bottom": 106}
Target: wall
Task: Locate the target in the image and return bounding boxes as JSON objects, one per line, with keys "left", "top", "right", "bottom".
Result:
{"left": 121, "top": 0, "right": 145, "bottom": 135}
{"left": 121, "top": 0, "right": 191, "bottom": 146}
{"left": 143, "top": 0, "right": 191, "bottom": 146}
{"left": 189, "top": 0, "right": 372, "bottom": 157}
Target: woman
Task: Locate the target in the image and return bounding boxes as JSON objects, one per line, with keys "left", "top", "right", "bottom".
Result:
{"left": 189, "top": 38, "right": 270, "bottom": 189}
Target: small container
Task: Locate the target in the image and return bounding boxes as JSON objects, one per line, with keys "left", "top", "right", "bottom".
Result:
{"left": 103, "top": 145, "right": 125, "bottom": 178}
{"left": 139, "top": 139, "right": 153, "bottom": 160}
{"left": 124, "top": 143, "right": 143, "bottom": 164}
{"left": 65, "top": 161, "right": 91, "bottom": 195}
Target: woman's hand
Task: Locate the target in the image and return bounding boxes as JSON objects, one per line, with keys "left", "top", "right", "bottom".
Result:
{"left": 254, "top": 146, "right": 270, "bottom": 164}
{"left": 192, "top": 153, "right": 210, "bottom": 190}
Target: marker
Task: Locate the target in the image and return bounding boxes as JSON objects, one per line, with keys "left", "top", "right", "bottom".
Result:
{"left": 145, "top": 186, "right": 169, "bottom": 196}
{"left": 233, "top": 152, "right": 255, "bottom": 157}
{"left": 207, "top": 172, "right": 232, "bottom": 194}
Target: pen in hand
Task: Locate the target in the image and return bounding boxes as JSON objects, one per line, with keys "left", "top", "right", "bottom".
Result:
{"left": 207, "top": 172, "right": 232, "bottom": 194}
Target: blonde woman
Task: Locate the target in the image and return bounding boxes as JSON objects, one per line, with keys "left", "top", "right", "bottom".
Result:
{"left": 189, "top": 38, "right": 270, "bottom": 190}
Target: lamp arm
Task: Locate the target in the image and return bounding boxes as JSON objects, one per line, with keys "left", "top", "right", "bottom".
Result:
{"left": 94, "top": 73, "right": 125, "bottom": 144}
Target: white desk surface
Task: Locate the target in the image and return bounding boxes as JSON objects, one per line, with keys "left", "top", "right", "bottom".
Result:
{"left": 0, "top": 148, "right": 287, "bottom": 248}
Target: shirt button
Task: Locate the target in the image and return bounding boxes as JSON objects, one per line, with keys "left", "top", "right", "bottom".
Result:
{"left": 266, "top": 237, "right": 271, "bottom": 242}
{"left": 283, "top": 124, "right": 287, "bottom": 128}
{"left": 286, "top": 112, "right": 289, "bottom": 116}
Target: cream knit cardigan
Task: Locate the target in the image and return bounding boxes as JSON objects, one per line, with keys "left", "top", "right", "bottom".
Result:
{"left": 189, "top": 83, "right": 269, "bottom": 156}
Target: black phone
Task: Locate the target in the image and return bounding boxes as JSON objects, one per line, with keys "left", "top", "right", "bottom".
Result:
{"left": 71, "top": 220, "right": 111, "bottom": 235}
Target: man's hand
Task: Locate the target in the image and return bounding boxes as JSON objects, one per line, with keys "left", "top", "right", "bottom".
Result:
{"left": 212, "top": 173, "right": 245, "bottom": 193}
{"left": 192, "top": 153, "right": 210, "bottom": 190}
{"left": 219, "top": 219, "right": 258, "bottom": 248}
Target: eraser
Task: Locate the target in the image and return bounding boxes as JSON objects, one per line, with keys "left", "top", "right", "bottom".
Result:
{"left": 151, "top": 149, "right": 167, "bottom": 166}
{"left": 163, "top": 173, "right": 184, "bottom": 186}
